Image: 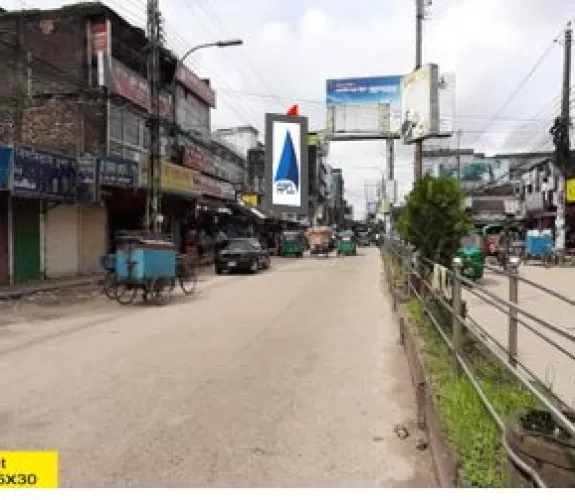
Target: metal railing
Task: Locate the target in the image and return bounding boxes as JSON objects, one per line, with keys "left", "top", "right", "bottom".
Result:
{"left": 381, "top": 236, "right": 575, "bottom": 488}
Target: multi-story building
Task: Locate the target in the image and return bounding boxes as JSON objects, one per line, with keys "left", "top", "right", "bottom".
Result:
{"left": 0, "top": 3, "right": 246, "bottom": 284}
{"left": 331, "top": 168, "right": 345, "bottom": 227}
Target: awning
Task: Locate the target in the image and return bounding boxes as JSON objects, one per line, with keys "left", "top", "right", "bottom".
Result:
{"left": 249, "top": 207, "right": 267, "bottom": 220}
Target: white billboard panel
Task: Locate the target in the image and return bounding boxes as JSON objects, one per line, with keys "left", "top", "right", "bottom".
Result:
{"left": 400, "top": 64, "right": 439, "bottom": 143}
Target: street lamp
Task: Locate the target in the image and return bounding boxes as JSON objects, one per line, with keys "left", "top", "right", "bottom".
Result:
{"left": 171, "top": 39, "right": 244, "bottom": 146}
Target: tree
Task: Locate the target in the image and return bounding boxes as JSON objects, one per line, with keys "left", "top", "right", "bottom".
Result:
{"left": 397, "top": 175, "right": 473, "bottom": 266}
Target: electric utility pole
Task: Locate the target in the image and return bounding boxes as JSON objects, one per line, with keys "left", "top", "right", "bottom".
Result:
{"left": 147, "top": 0, "right": 163, "bottom": 234}
{"left": 386, "top": 138, "right": 395, "bottom": 235}
{"left": 551, "top": 21, "right": 571, "bottom": 265}
{"left": 413, "top": 0, "right": 424, "bottom": 184}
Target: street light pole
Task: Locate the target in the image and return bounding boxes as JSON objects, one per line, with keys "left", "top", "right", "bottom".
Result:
{"left": 171, "top": 39, "right": 243, "bottom": 150}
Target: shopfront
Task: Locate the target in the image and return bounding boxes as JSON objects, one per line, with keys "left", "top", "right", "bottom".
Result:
{"left": 99, "top": 156, "right": 141, "bottom": 251}
{"left": 140, "top": 159, "right": 200, "bottom": 251}
{"left": 77, "top": 156, "right": 107, "bottom": 274}
{"left": 0, "top": 147, "right": 11, "bottom": 284}
{"left": 10, "top": 147, "right": 76, "bottom": 283}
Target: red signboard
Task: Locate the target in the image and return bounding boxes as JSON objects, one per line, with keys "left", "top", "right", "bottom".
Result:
{"left": 91, "top": 19, "right": 109, "bottom": 53}
{"left": 176, "top": 65, "right": 216, "bottom": 108}
{"left": 182, "top": 145, "right": 215, "bottom": 176}
{"left": 104, "top": 57, "right": 173, "bottom": 119}
{"left": 197, "top": 173, "right": 234, "bottom": 200}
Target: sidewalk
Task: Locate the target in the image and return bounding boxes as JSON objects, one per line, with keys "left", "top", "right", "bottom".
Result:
{"left": 0, "top": 257, "right": 217, "bottom": 301}
{"left": 0, "top": 274, "right": 104, "bottom": 301}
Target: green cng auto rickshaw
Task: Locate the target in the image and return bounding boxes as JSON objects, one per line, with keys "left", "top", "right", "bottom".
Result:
{"left": 457, "top": 233, "right": 486, "bottom": 281}
{"left": 336, "top": 230, "right": 357, "bottom": 256}
{"left": 280, "top": 230, "right": 305, "bottom": 257}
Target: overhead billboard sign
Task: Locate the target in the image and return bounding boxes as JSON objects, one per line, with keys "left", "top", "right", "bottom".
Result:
{"left": 400, "top": 64, "right": 439, "bottom": 143}
{"left": 264, "top": 113, "right": 309, "bottom": 215}
{"left": 325, "top": 76, "right": 402, "bottom": 136}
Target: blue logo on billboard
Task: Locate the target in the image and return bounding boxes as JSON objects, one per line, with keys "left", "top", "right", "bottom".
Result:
{"left": 274, "top": 131, "right": 299, "bottom": 195}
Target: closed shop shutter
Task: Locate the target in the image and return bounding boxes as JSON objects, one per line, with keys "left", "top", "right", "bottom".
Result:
{"left": 78, "top": 204, "right": 107, "bottom": 274}
{"left": 45, "top": 204, "right": 79, "bottom": 278}
{"left": 12, "top": 198, "right": 41, "bottom": 284}
{"left": 0, "top": 193, "right": 10, "bottom": 285}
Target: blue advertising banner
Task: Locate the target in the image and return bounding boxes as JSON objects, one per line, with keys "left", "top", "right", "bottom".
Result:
{"left": 326, "top": 76, "right": 402, "bottom": 105}
{"left": 76, "top": 156, "right": 99, "bottom": 203}
{"left": 0, "top": 145, "right": 13, "bottom": 190}
{"left": 99, "top": 156, "right": 138, "bottom": 188}
{"left": 12, "top": 147, "right": 76, "bottom": 200}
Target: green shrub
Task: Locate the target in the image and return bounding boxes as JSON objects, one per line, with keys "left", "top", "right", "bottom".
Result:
{"left": 406, "top": 298, "right": 538, "bottom": 487}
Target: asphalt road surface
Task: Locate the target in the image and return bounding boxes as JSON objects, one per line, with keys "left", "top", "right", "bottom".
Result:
{"left": 0, "top": 249, "right": 435, "bottom": 487}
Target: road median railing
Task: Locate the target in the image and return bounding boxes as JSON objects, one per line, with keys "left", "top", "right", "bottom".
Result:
{"left": 381, "top": 236, "right": 575, "bottom": 488}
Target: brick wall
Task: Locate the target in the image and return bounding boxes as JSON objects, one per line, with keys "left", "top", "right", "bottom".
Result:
{"left": 0, "top": 9, "right": 86, "bottom": 98}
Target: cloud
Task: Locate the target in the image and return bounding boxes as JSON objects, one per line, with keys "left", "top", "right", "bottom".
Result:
{"left": 16, "top": 0, "right": 575, "bottom": 218}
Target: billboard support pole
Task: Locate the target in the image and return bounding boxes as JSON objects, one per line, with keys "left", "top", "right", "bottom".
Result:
{"left": 413, "top": 0, "right": 425, "bottom": 184}
{"left": 386, "top": 138, "right": 395, "bottom": 236}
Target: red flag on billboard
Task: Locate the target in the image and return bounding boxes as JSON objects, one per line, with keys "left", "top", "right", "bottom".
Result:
{"left": 287, "top": 104, "right": 299, "bottom": 116}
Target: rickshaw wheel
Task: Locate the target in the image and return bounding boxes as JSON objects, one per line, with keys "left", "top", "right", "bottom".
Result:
{"left": 150, "top": 278, "right": 172, "bottom": 305}
{"left": 102, "top": 271, "right": 117, "bottom": 300}
{"left": 116, "top": 284, "right": 137, "bottom": 305}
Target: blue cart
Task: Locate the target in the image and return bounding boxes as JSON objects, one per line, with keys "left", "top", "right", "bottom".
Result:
{"left": 113, "top": 232, "right": 177, "bottom": 305}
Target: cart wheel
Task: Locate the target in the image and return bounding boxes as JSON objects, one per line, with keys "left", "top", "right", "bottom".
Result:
{"left": 150, "top": 278, "right": 172, "bottom": 305}
{"left": 179, "top": 262, "right": 198, "bottom": 295}
{"left": 102, "top": 271, "right": 117, "bottom": 300}
{"left": 116, "top": 284, "right": 137, "bottom": 305}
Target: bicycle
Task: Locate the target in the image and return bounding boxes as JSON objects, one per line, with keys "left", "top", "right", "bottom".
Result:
{"left": 175, "top": 254, "right": 198, "bottom": 295}
{"left": 100, "top": 254, "right": 118, "bottom": 300}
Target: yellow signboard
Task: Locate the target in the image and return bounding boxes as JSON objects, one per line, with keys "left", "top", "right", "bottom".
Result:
{"left": 307, "top": 134, "right": 319, "bottom": 146}
{"left": 566, "top": 178, "right": 575, "bottom": 204}
{"left": 140, "top": 160, "right": 197, "bottom": 195}
{"left": 378, "top": 199, "right": 390, "bottom": 214}
{"left": 242, "top": 193, "right": 259, "bottom": 206}
{"left": 160, "top": 160, "right": 194, "bottom": 193}
{"left": 0, "top": 451, "right": 59, "bottom": 488}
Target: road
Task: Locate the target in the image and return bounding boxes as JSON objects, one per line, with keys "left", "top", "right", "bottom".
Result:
{"left": 464, "top": 264, "right": 575, "bottom": 409}
{"left": 0, "top": 248, "right": 434, "bottom": 487}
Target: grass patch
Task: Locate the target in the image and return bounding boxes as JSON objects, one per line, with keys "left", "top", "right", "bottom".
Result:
{"left": 406, "top": 298, "right": 539, "bottom": 487}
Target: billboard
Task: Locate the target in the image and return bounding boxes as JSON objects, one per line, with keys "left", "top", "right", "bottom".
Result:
{"left": 438, "top": 73, "right": 456, "bottom": 136}
{"left": 325, "top": 76, "right": 402, "bottom": 136}
{"left": 264, "top": 113, "right": 309, "bottom": 215}
{"left": 424, "top": 155, "right": 510, "bottom": 191}
{"left": 401, "top": 64, "right": 440, "bottom": 144}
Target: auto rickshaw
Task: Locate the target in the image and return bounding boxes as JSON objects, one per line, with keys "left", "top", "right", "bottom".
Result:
{"left": 457, "top": 233, "right": 485, "bottom": 281}
{"left": 280, "top": 230, "right": 305, "bottom": 257}
{"left": 307, "top": 226, "right": 333, "bottom": 257}
{"left": 336, "top": 230, "right": 357, "bottom": 256}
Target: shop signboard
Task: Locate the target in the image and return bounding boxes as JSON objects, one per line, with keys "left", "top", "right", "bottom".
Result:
{"left": 197, "top": 173, "right": 235, "bottom": 200}
{"left": 182, "top": 144, "right": 216, "bottom": 176}
{"left": 242, "top": 193, "right": 259, "bottom": 206}
{"left": 566, "top": 178, "right": 575, "bottom": 204}
{"left": 99, "top": 156, "right": 139, "bottom": 188}
{"left": 160, "top": 160, "right": 196, "bottom": 195}
{"left": 0, "top": 145, "right": 13, "bottom": 190}
{"left": 11, "top": 147, "right": 76, "bottom": 200}
{"left": 77, "top": 156, "right": 99, "bottom": 203}
{"left": 176, "top": 65, "right": 216, "bottom": 108}
{"left": 104, "top": 57, "right": 173, "bottom": 119}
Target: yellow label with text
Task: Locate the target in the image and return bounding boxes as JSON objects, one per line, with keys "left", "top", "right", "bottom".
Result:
{"left": 0, "top": 451, "right": 58, "bottom": 488}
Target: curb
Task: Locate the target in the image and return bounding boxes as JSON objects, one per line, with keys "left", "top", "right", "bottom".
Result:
{"left": 0, "top": 276, "right": 103, "bottom": 301}
{"left": 386, "top": 272, "right": 459, "bottom": 487}
{"left": 0, "top": 261, "right": 218, "bottom": 302}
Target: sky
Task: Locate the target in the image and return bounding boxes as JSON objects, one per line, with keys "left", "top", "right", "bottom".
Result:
{"left": 8, "top": 0, "right": 575, "bottom": 218}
